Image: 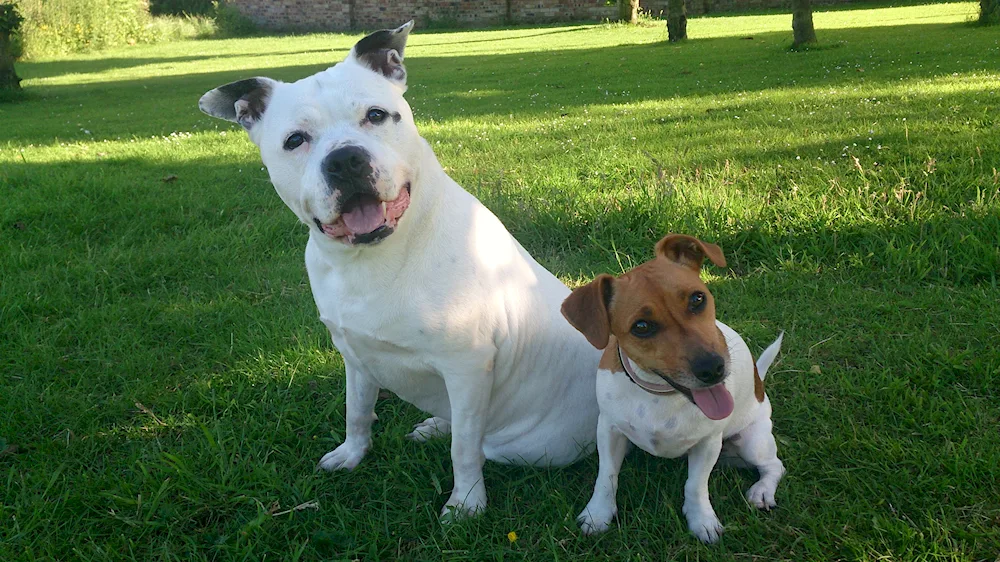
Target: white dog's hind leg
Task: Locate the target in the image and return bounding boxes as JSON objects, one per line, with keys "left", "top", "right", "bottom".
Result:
{"left": 319, "top": 361, "right": 379, "bottom": 471}
{"left": 406, "top": 416, "right": 451, "bottom": 442}
{"left": 578, "top": 414, "right": 629, "bottom": 535}
{"left": 683, "top": 438, "right": 725, "bottom": 543}
{"left": 732, "top": 406, "right": 785, "bottom": 510}
{"left": 439, "top": 368, "right": 492, "bottom": 519}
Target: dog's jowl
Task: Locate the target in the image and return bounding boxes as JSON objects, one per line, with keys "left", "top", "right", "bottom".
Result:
{"left": 562, "top": 234, "right": 786, "bottom": 543}
{"left": 199, "top": 22, "right": 601, "bottom": 518}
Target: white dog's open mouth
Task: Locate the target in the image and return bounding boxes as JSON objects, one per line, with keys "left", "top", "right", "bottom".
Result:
{"left": 316, "top": 183, "right": 411, "bottom": 245}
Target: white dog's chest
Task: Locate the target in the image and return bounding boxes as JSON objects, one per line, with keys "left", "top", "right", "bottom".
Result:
{"left": 328, "top": 318, "right": 452, "bottom": 413}
{"left": 597, "top": 369, "right": 727, "bottom": 458}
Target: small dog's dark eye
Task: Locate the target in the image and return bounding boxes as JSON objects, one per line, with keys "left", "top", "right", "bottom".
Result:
{"left": 366, "top": 108, "right": 388, "bottom": 124}
{"left": 689, "top": 292, "right": 706, "bottom": 312}
{"left": 283, "top": 132, "right": 308, "bottom": 151}
{"left": 630, "top": 320, "right": 658, "bottom": 338}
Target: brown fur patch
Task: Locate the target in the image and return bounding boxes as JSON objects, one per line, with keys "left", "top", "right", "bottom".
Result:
{"left": 598, "top": 336, "right": 623, "bottom": 372}
{"left": 753, "top": 359, "right": 765, "bottom": 403}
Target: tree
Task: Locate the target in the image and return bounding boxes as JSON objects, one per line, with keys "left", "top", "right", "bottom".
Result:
{"left": 0, "top": 3, "right": 22, "bottom": 92}
{"left": 791, "top": 0, "right": 817, "bottom": 48}
{"left": 982, "top": 0, "right": 999, "bottom": 25}
{"left": 667, "top": 0, "right": 687, "bottom": 42}
{"left": 619, "top": 0, "right": 639, "bottom": 25}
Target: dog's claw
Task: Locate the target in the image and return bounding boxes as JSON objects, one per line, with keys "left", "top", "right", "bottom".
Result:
{"left": 746, "top": 481, "right": 778, "bottom": 510}
{"left": 440, "top": 487, "right": 487, "bottom": 521}
{"left": 406, "top": 416, "right": 451, "bottom": 442}
{"left": 684, "top": 505, "right": 724, "bottom": 543}
{"left": 318, "top": 441, "right": 368, "bottom": 471}
{"left": 577, "top": 504, "right": 616, "bottom": 535}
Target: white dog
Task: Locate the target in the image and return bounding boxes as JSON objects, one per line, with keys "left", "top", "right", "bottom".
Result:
{"left": 561, "top": 234, "right": 785, "bottom": 542}
{"left": 198, "top": 22, "right": 600, "bottom": 517}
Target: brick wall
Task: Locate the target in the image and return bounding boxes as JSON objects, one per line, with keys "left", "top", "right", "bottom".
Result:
{"left": 229, "top": 0, "right": 851, "bottom": 31}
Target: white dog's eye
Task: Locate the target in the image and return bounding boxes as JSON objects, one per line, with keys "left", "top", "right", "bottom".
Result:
{"left": 283, "top": 132, "right": 309, "bottom": 151}
{"left": 366, "top": 108, "right": 388, "bottom": 124}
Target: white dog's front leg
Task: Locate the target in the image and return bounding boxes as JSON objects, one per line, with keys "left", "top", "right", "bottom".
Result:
{"left": 440, "top": 370, "right": 492, "bottom": 519}
{"left": 683, "top": 437, "right": 724, "bottom": 543}
{"left": 579, "top": 414, "right": 629, "bottom": 535}
{"left": 319, "top": 360, "right": 379, "bottom": 471}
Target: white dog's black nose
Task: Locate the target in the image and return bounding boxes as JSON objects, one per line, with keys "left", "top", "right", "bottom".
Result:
{"left": 691, "top": 353, "right": 726, "bottom": 385}
{"left": 324, "top": 145, "right": 373, "bottom": 184}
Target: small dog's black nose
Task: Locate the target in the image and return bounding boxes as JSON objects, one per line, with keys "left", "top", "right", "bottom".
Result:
{"left": 323, "top": 145, "right": 371, "bottom": 182}
{"left": 690, "top": 353, "right": 726, "bottom": 385}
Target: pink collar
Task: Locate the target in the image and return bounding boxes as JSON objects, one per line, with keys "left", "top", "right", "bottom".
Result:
{"left": 617, "top": 345, "right": 678, "bottom": 395}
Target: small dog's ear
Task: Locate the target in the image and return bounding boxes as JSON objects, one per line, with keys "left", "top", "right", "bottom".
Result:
{"left": 656, "top": 234, "right": 727, "bottom": 271}
{"left": 349, "top": 21, "right": 413, "bottom": 86}
{"left": 199, "top": 77, "right": 279, "bottom": 131}
{"left": 561, "top": 274, "right": 615, "bottom": 350}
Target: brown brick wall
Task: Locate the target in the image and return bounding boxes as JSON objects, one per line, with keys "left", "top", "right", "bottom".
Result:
{"left": 228, "top": 0, "right": 851, "bottom": 31}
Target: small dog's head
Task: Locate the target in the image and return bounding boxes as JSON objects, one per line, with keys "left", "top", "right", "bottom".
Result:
{"left": 562, "top": 234, "right": 734, "bottom": 419}
{"left": 199, "top": 22, "right": 423, "bottom": 247}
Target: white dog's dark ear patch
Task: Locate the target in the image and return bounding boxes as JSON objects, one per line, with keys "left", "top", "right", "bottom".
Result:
{"left": 199, "top": 77, "right": 278, "bottom": 130}
{"left": 350, "top": 21, "right": 413, "bottom": 85}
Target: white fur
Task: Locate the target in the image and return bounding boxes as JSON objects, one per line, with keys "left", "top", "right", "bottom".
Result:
{"left": 206, "top": 33, "right": 600, "bottom": 517}
{"left": 579, "top": 323, "right": 784, "bottom": 543}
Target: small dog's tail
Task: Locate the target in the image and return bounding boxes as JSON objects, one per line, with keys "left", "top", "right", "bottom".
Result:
{"left": 755, "top": 331, "right": 784, "bottom": 381}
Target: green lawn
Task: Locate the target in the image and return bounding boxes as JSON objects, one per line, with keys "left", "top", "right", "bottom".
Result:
{"left": 2, "top": 2, "right": 999, "bottom": 560}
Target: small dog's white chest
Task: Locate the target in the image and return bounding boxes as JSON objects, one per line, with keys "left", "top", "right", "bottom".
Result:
{"left": 597, "top": 369, "right": 719, "bottom": 458}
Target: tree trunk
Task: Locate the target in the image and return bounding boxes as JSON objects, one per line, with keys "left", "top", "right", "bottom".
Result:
{"left": 982, "top": 0, "right": 1000, "bottom": 25}
{"left": 791, "top": 0, "right": 817, "bottom": 47}
{"left": 667, "top": 0, "right": 687, "bottom": 42}
{"left": 0, "top": 31, "right": 21, "bottom": 91}
{"left": 619, "top": 0, "right": 639, "bottom": 24}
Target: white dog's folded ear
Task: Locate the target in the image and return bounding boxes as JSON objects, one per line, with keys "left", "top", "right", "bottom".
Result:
{"left": 561, "top": 274, "right": 615, "bottom": 350}
{"left": 349, "top": 21, "right": 414, "bottom": 86}
{"left": 199, "top": 77, "right": 279, "bottom": 130}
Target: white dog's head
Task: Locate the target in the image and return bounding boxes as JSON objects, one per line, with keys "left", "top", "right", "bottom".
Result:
{"left": 199, "top": 22, "right": 422, "bottom": 246}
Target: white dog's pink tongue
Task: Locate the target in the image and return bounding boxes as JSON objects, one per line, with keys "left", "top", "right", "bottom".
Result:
{"left": 690, "top": 384, "right": 734, "bottom": 420}
{"left": 342, "top": 198, "right": 385, "bottom": 234}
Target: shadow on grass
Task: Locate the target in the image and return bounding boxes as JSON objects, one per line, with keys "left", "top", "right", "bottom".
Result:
{"left": 18, "top": 50, "right": 338, "bottom": 80}
{"left": 3, "top": 20, "right": 995, "bottom": 147}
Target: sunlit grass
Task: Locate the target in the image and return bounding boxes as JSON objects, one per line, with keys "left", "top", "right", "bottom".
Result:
{"left": 1, "top": 2, "right": 998, "bottom": 560}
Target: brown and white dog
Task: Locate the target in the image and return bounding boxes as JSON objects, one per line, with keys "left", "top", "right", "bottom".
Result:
{"left": 561, "top": 234, "right": 785, "bottom": 543}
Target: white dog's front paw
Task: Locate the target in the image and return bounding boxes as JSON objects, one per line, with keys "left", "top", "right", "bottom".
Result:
{"left": 746, "top": 481, "right": 778, "bottom": 510}
{"left": 577, "top": 501, "right": 617, "bottom": 535}
{"left": 318, "top": 441, "right": 368, "bottom": 471}
{"left": 440, "top": 486, "right": 487, "bottom": 521}
{"left": 684, "top": 506, "right": 724, "bottom": 544}
{"left": 406, "top": 417, "right": 451, "bottom": 442}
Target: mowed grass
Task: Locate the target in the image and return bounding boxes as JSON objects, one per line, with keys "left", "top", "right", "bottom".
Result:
{"left": 1, "top": 2, "right": 999, "bottom": 560}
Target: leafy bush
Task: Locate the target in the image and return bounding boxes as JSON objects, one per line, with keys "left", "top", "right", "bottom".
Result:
{"left": 149, "top": 0, "right": 213, "bottom": 16}
{"left": 0, "top": 3, "right": 23, "bottom": 34}
{"left": 146, "top": 13, "right": 216, "bottom": 41}
{"left": 17, "top": 0, "right": 153, "bottom": 58}
{"left": 212, "top": 1, "right": 256, "bottom": 37}
{"left": 982, "top": 0, "right": 999, "bottom": 25}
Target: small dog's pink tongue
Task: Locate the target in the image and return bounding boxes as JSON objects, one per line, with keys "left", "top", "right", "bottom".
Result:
{"left": 690, "top": 384, "right": 734, "bottom": 420}
{"left": 341, "top": 198, "right": 385, "bottom": 234}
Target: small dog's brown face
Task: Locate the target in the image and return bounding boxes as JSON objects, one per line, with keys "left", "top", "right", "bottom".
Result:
{"left": 562, "top": 235, "right": 733, "bottom": 415}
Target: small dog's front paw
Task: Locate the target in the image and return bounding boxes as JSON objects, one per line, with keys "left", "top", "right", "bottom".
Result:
{"left": 406, "top": 417, "right": 451, "bottom": 442}
{"left": 746, "top": 481, "right": 778, "bottom": 510}
{"left": 577, "top": 502, "right": 616, "bottom": 535}
{"left": 440, "top": 487, "right": 487, "bottom": 521}
{"left": 318, "top": 441, "right": 368, "bottom": 471}
{"left": 684, "top": 507, "right": 724, "bottom": 544}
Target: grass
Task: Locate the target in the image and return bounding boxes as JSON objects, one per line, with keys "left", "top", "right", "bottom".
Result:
{"left": 1, "top": 2, "right": 998, "bottom": 560}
